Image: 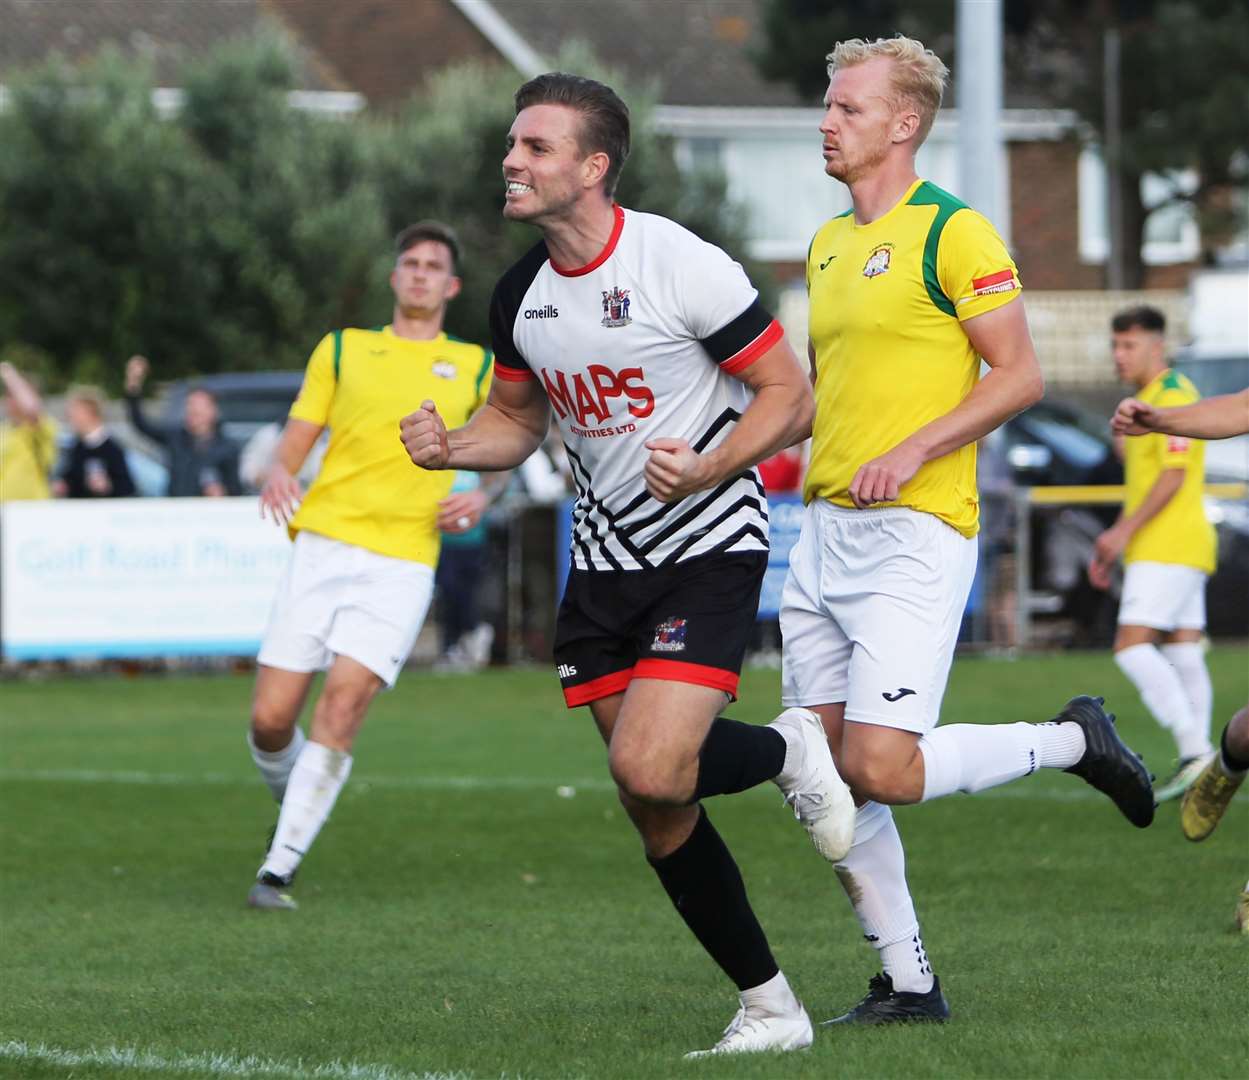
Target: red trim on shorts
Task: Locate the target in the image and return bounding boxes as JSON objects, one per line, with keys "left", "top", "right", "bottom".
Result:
{"left": 493, "top": 361, "right": 536, "bottom": 382}
{"left": 633, "top": 658, "right": 740, "bottom": 698}
{"left": 720, "top": 319, "right": 783, "bottom": 375}
{"left": 563, "top": 667, "right": 634, "bottom": 708}
{"left": 550, "top": 204, "right": 625, "bottom": 277}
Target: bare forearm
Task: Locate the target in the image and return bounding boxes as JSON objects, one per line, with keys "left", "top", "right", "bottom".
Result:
{"left": 1153, "top": 391, "right": 1249, "bottom": 440}
{"left": 902, "top": 362, "right": 1042, "bottom": 465}
{"left": 274, "top": 418, "right": 322, "bottom": 475}
{"left": 702, "top": 382, "right": 813, "bottom": 486}
{"left": 446, "top": 402, "right": 547, "bottom": 471}
{"left": 0, "top": 364, "right": 42, "bottom": 419}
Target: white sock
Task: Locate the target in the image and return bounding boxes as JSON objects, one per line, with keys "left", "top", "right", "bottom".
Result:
{"left": 917, "top": 721, "right": 1085, "bottom": 801}
{"left": 835, "top": 802, "right": 933, "bottom": 994}
{"left": 740, "top": 970, "right": 801, "bottom": 1016}
{"left": 1115, "top": 643, "right": 1199, "bottom": 757}
{"left": 260, "top": 741, "right": 353, "bottom": 881}
{"left": 248, "top": 725, "right": 306, "bottom": 802}
{"left": 1160, "top": 642, "right": 1215, "bottom": 759}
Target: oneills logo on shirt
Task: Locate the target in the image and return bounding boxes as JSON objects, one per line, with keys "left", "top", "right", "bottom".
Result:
{"left": 971, "top": 269, "right": 1019, "bottom": 296}
{"left": 862, "top": 244, "right": 893, "bottom": 278}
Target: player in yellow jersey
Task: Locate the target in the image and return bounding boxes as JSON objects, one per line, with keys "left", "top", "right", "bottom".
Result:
{"left": 245, "top": 222, "right": 504, "bottom": 910}
{"left": 1090, "top": 306, "right": 1218, "bottom": 802}
{"left": 783, "top": 36, "right": 1156, "bottom": 1024}
{"left": 1114, "top": 382, "right": 1249, "bottom": 933}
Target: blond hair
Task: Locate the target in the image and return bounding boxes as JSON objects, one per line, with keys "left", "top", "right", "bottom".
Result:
{"left": 66, "top": 384, "right": 106, "bottom": 419}
{"left": 827, "top": 35, "right": 949, "bottom": 145}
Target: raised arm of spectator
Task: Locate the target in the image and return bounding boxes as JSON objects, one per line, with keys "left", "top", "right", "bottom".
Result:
{"left": 0, "top": 361, "right": 44, "bottom": 422}
{"left": 260, "top": 418, "right": 323, "bottom": 525}
{"left": 122, "top": 355, "right": 170, "bottom": 447}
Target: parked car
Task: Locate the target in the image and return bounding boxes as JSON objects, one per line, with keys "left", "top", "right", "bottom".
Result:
{"left": 161, "top": 371, "right": 305, "bottom": 446}
{"left": 994, "top": 398, "right": 1249, "bottom": 640}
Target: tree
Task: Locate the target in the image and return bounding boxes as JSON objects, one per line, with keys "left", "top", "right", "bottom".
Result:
{"left": 0, "top": 36, "right": 760, "bottom": 387}
{"left": 754, "top": 0, "right": 1249, "bottom": 286}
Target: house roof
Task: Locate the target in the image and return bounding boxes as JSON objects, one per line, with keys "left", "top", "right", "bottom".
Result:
{"left": 0, "top": 0, "right": 346, "bottom": 91}
{"left": 0, "top": 0, "right": 1067, "bottom": 113}
{"left": 480, "top": 0, "right": 807, "bottom": 108}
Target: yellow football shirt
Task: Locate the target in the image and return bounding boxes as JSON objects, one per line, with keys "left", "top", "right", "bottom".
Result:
{"left": 805, "top": 179, "right": 1022, "bottom": 537}
{"left": 0, "top": 416, "right": 58, "bottom": 501}
{"left": 1122, "top": 369, "right": 1216, "bottom": 574}
{"left": 288, "top": 327, "right": 493, "bottom": 568}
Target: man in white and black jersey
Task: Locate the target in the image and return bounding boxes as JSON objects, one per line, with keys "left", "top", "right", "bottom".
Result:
{"left": 400, "top": 72, "right": 854, "bottom": 1058}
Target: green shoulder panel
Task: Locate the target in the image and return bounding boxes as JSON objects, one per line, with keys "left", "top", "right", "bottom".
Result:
{"left": 332, "top": 329, "right": 343, "bottom": 381}
{"left": 474, "top": 348, "right": 494, "bottom": 401}
{"left": 906, "top": 181, "right": 968, "bottom": 318}
{"left": 1160, "top": 370, "right": 1184, "bottom": 392}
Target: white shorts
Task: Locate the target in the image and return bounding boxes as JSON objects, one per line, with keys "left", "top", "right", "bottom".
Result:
{"left": 1117, "top": 561, "right": 1207, "bottom": 632}
{"left": 780, "top": 501, "right": 978, "bottom": 735}
{"left": 258, "top": 531, "right": 435, "bottom": 687}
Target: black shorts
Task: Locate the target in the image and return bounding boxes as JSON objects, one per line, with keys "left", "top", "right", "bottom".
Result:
{"left": 553, "top": 550, "right": 767, "bottom": 708}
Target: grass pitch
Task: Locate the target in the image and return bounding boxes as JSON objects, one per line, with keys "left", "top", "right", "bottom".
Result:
{"left": 1, "top": 648, "right": 1246, "bottom": 1079}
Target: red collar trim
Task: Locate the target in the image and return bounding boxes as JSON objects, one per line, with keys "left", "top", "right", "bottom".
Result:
{"left": 550, "top": 204, "right": 625, "bottom": 277}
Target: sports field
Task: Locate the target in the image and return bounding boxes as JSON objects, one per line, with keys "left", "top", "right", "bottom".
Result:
{"left": 2, "top": 648, "right": 1246, "bottom": 1079}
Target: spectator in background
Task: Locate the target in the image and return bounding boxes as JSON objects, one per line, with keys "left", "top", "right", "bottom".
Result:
{"left": 124, "top": 355, "right": 241, "bottom": 496}
{"left": 51, "top": 384, "right": 136, "bottom": 499}
{"left": 240, "top": 420, "right": 327, "bottom": 494}
{"left": 433, "top": 470, "right": 496, "bottom": 672}
{"left": 0, "top": 360, "right": 57, "bottom": 501}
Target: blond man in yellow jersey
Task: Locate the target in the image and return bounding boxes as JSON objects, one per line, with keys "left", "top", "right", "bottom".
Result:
{"left": 1091, "top": 306, "right": 1218, "bottom": 802}
{"left": 782, "top": 36, "right": 1156, "bottom": 1025}
{"left": 245, "top": 222, "right": 502, "bottom": 911}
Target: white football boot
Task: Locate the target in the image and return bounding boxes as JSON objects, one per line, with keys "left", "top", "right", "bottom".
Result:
{"left": 769, "top": 707, "right": 855, "bottom": 862}
{"left": 685, "top": 999, "right": 813, "bottom": 1058}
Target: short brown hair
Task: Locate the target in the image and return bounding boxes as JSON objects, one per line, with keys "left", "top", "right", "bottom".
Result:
{"left": 1111, "top": 305, "right": 1166, "bottom": 335}
{"left": 395, "top": 221, "right": 461, "bottom": 271}
{"left": 514, "top": 72, "right": 631, "bottom": 196}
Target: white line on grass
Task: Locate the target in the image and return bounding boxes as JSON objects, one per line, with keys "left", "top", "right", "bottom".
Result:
{"left": 0, "top": 1039, "right": 471, "bottom": 1080}
{"left": 0, "top": 766, "right": 1108, "bottom": 801}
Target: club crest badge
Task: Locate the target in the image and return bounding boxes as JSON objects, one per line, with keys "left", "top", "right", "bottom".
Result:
{"left": 862, "top": 244, "right": 893, "bottom": 278}
{"left": 601, "top": 286, "right": 632, "bottom": 328}
{"left": 431, "top": 360, "right": 457, "bottom": 380}
{"left": 651, "top": 616, "right": 688, "bottom": 653}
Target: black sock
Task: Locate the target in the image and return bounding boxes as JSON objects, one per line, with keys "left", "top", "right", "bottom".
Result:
{"left": 693, "top": 717, "right": 787, "bottom": 801}
{"left": 1221, "top": 724, "right": 1249, "bottom": 773}
{"left": 647, "top": 805, "right": 779, "bottom": 991}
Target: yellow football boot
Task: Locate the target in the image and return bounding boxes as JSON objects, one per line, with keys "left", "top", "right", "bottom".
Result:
{"left": 1180, "top": 757, "right": 1244, "bottom": 842}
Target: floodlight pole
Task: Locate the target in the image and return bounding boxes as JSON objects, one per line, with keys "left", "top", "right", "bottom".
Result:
{"left": 956, "top": 0, "right": 1004, "bottom": 229}
{"left": 1104, "top": 27, "right": 1126, "bottom": 290}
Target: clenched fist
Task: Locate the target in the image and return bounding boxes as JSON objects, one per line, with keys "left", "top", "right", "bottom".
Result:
{"left": 644, "top": 438, "right": 711, "bottom": 503}
{"left": 1110, "top": 397, "right": 1159, "bottom": 437}
{"left": 400, "top": 399, "right": 450, "bottom": 469}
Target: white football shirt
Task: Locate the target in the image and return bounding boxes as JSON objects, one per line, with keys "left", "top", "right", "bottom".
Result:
{"left": 491, "top": 206, "right": 784, "bottom": 571}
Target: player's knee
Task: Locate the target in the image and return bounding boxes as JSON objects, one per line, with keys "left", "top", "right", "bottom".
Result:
{"left": 250, "top": 697, "right": 296, "bottom": 745}
{"left": 314, "top": 685, "right": 370, "bottom": 744}
{"left": 609, "top": 749, "right": 685, "bottom": 805}
{"left": 838, "top": 753, "right": 910, "bottom": 805}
